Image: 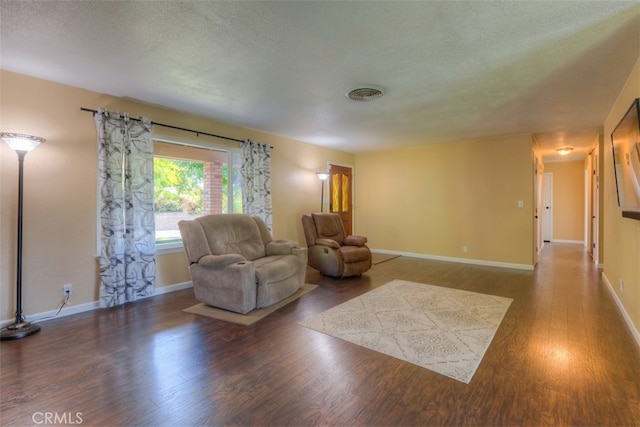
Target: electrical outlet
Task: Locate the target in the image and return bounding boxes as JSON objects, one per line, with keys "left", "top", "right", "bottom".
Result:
{"left": 463, "top": 246, "right": 468, "bottom": 253}
{"left": 619, "top": 279, "right": 624, "bottom": 293}
{"left": 63, "top": 284, "right": 73, "bottom": 297}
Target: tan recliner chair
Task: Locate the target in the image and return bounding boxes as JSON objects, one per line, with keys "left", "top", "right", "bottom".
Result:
{"left": 302, "top": 213, "right": 372, "bottom": 277}
{"left": 179, "top": 214, "right": 308, "bottom": 314}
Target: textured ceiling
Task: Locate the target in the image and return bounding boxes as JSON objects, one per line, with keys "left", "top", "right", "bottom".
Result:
{"left": 1, "top": 1, "right": 639, "bottom": 159}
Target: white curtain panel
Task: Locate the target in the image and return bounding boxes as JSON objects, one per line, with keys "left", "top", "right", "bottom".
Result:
{"left": 240, "top": 139, "right": 273, "bottom": 231}
{"left": 95, "top": 109, "right": 156, "bottom": 308}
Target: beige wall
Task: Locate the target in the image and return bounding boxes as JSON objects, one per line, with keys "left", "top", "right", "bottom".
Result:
{"left": 0, "top": 71, "right": 353, "bottom": 320}
{"left": 603, "top": 57, "right": 640, "bottom": 334}
{"left": 544, "top": 160, "right": 586, "bottom": 242}
{"left": 354, "top": 133, "right": 535, "bottom": 267}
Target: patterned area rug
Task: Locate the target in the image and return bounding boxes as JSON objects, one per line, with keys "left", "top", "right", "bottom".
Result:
{"left": 299, "top": 279, "right": 512, "bottom": 383}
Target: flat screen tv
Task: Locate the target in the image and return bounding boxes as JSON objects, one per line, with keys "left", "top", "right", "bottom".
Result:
{"left": 611, "top": 97, "right": 640, "bottom": 220}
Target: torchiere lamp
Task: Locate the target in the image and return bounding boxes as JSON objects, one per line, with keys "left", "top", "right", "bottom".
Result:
{"left": 1, "top": 132, "right": 45, "bottom": 340}
{"left": 316, "top": 172, "right": 329, "bottom": 212}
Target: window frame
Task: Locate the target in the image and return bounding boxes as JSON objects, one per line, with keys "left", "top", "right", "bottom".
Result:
{"left": 153, "top": 134, "right": 241, "bottom": 254}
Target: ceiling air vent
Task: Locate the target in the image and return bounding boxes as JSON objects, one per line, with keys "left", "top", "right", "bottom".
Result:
{"left": 346, "top": 86, "right": 385, "bottom": 101}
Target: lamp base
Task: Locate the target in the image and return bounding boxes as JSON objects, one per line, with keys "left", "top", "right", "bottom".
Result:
{"left": 1, "top": 321, "right": 41, "bottom": 340}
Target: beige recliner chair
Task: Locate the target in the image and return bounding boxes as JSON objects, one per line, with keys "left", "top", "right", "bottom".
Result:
{"left": 179, "top": 214, "right": 308, "bottom": 314}
{"left": 302, "top": 213, "right": 372, "bottom": 277}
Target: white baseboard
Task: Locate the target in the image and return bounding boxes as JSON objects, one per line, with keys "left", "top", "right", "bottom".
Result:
{"left": 602, "top": 273, "right": 640, "bottom": 350}
{"left": 29, "top": 300, "right": 100, "bottom": 324}
{"left": 152, "top": 281, "right": 193, "bottom": 295}
{"left": 370, "top": 249, "right": 534, "bottom": 271}
{"left": 1, "top": 281, "right": 193, "bottom": 327}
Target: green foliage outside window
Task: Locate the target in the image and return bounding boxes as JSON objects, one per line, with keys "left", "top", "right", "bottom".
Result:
{"left": 154, "top": 158, "right": 204, "bottom": 214}
{"left": 230, "top": 164, "right": 243, "bottom": 213}
{"left": 153, "top": 157, "right": 242, "bottom": 214}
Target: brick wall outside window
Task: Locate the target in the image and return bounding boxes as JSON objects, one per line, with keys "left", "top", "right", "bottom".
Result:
{"left": 204, "top": 161, "right": 224, "bottom": 214}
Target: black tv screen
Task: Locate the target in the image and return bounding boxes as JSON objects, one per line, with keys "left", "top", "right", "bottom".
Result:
{"left": 611, "top": 97, "right": 640, "bottom": 220}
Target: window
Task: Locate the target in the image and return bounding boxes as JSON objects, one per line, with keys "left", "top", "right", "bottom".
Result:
{"left": 153, "top": 139, "right": 242, "bottom": 252}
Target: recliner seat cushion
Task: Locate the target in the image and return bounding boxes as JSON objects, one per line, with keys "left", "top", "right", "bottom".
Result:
{"left": 254, "top": 255, "right": 301, "bottom": 308}
{"left": 339, "top": 246, "right": 371, "bottom": 263}
{"left": 254, "top": 255, "right": 300, "bottom": 284}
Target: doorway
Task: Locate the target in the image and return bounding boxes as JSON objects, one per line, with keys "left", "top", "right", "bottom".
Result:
{"left": 590, "top": 152, "right": 599, "bottom": 264}
{"left": 542, "top": 172, "right": 553, "bottom": 243}
{"left": 533, "top": 156, "right": 542, "bottom": 265}
{"left": 328, "top": 164, "right": 353, "bottom": 236}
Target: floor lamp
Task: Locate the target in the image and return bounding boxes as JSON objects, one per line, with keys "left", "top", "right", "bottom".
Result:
{"left": 1, "top": 132, "right": 45, "bottom": 340}
{"left": 316, "top": 172, "right": 329, "bottom": 212}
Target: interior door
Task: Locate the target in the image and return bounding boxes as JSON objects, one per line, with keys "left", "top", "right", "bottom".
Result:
{"left": 533, "top": 156, "right": 541, "bottom": 265}
{"left": 329, "top": 164, "right": 353, "bottom": 236}
{"left": 542, "top": 172, "right": 553, "bottom": 243}
{"left": 591, "top": 153, "right": 599, "bottom": 264}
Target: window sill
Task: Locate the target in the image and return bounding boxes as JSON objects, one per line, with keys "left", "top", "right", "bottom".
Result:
{"left": 156, "top": 241, "right": 185, "bottom": 255}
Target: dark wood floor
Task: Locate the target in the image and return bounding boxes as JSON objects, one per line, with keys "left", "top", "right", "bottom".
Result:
{"left": 2, "top": 244, "right": 639, "bottom": 426}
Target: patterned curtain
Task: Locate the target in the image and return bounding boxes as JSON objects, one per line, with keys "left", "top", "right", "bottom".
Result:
{"left": 241, "top": 139, "right": 272, "bottom": 230}
{"left": 95, "top": 109, "right": 156, "bottom": 308}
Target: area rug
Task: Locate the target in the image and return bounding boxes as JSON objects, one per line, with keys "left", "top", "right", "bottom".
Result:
{"left": 299, "top": 279, "right": 512, "bottom": 383}
{"left": 184, "top": 284, "right": 317, "bottom": 325}
{"left": 371, "top": 253, "right": 400, "bottom": 265}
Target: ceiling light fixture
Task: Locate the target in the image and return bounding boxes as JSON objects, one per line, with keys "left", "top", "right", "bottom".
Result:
{"left": 346, "top": 86, "right": 385, "bottom": 101}
{"left": 556, "top": 147, "right": 574, "bottom": 155}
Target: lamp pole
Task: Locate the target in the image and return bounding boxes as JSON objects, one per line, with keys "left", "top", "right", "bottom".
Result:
{"left": 1, "top": 133, "right": 44, "bottom": 340}
{"left": 316, "top": 172, "right": 329, "bottom": 212}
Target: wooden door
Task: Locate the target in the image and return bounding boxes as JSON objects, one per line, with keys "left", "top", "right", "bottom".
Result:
{"left": 329, "top": 164, "right": 353, "bottom": 236}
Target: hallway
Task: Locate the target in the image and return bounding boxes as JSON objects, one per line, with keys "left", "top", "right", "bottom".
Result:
{"left": 522, "top": 243, "right": 640, "bottom": 424}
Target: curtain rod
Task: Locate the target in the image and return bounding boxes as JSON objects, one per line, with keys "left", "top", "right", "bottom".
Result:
{"left": 81, "top": 107, "right": 246, "bottom": 144}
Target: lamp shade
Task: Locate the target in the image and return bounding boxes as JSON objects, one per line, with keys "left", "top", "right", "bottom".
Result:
{"left": 316, "top": 172, "right": 330, "bottom": 180}
{"left": 1, "top": 132, "right": 46, "bottom": 152}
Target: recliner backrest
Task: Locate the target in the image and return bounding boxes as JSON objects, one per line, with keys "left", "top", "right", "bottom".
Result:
{"left": 180, "top": 214, "right": 267, "bottom": 262}
{"left": 301, "top": 214, "right": 318, "bottom": 247}
{"left": 199, "top": 214, "right": 266, "bottom": 261}
{"left": 311, "top": 213, "right": 346, "bottom": 245}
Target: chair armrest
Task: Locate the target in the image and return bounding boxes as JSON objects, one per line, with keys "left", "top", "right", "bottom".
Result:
{"left": 344, "top": 235, "right": 367, "bottom": 246}
{"left": 198, "top": 254, "right": 246, "bottom": 268}
{"left": 266, "top": 239, "right": 298, "bottom": 256}
{"left": 292, "top": 246, "right": 308, "bottom": 264}
{"left": 315, "top": 238, "right": 341, "bottom": 249}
